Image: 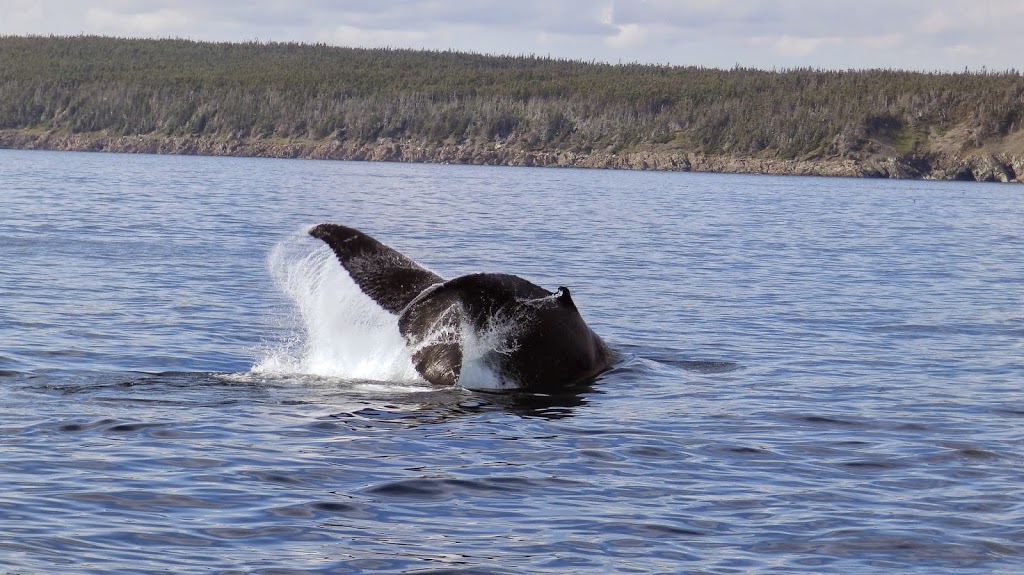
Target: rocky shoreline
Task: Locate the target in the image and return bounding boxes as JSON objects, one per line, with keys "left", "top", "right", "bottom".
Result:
{"left": 2, "top": 130, "right": 1021, "bottom": 183}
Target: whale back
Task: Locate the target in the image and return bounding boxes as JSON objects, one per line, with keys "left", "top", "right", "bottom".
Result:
{"left": 309, "top": 224, "right": 443, "bottom": 314}
{"left": 400, "top": 273, "right": 611, "bottom": 389}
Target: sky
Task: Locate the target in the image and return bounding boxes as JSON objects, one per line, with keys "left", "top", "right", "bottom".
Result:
{"left": 2, "top": 0, "right": 1021, "bottom": 72}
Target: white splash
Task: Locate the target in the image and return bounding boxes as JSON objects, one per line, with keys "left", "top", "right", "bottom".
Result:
{"left": 455, "top": 311, "right": 524, "bottom": 392}
{"left": 252, "top": 232, "right": 422, "bottom": 383}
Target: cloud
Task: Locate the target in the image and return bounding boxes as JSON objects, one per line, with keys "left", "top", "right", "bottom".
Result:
{"left": 84, "top": 7, "right": 192, "bottom": 35}
{"left": 749, "top": 35, "right": 844, "bottom": 59}
{"left": 322, "top": 24, "right": 434, "bottom": 49}
{"left": 604, "top": 23, "right": 646, "bottom": 49}
{"left": 4, "top": 0, "right": 44, "bottom": 26}
{"left": 0, "top": 0, "right": 1021, "bottom": 71}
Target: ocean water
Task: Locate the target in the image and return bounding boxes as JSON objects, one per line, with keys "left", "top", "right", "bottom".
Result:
{"left": 1, "top": 148, "right": 1022, "bottom": 574}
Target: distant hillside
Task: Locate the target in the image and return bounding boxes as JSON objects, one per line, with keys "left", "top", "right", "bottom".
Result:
{"left": 1, "top": 35, "right": 1022, "bottom": 181}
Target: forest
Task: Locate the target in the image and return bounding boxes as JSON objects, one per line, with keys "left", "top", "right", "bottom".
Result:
{"left": 1, "top": 35, "right": 1023, "bottom": 178}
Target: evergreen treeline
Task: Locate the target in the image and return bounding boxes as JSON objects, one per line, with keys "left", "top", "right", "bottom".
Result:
{"left": 1, "top": 35, "right": 1022, "bottom": 159}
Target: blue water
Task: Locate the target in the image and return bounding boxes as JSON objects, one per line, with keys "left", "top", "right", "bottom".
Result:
{"left": 1, "top": 148, "right": 1022, "bottom": 573}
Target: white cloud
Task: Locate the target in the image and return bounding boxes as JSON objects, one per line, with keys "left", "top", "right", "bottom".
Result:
{"left": 919, "top": 10, "right": 957, "bottom": 36}
{"left": 749, "top": 35, "right": 844, "bottom": 58}
{"left": 322, "top": 24, "right": 434, "bottom": 49}
{"left": 0, "top": 0, "right": 1020, "bottom": 71}
{"left": 856, "top": 34, "right": 906, "bottom": 52}
{"left": 4, "top": 0, "right": 44, "bottom": 25}
{"left": 945, "top": 43, "right": 987, "bottom": 58}
{"left": 84, "top": 7, "right": 192, "bottom": 35}
{"left": 605, "top": 23, "right": 646, "bottom": 49}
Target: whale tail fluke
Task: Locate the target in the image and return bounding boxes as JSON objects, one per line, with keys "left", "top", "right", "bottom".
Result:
{"left": 308, "top": 223, "right": 444, "bottom": 315}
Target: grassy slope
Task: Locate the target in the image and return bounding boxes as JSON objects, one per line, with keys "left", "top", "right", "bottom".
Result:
{"left": 1, "top": 35, "right": 1023, "bottom": 173}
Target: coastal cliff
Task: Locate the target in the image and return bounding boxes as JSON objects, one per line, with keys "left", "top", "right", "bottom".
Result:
{"left": 3, "top": 130, "right": 1021, "bottom": 181}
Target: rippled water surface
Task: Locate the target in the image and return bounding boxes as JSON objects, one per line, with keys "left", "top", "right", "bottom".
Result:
{"left": 2, "top": 149, "right": 1023, "bottom": 573}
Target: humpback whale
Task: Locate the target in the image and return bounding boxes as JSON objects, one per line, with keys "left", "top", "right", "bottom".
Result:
{"left": 308, "top": 224, "right": 613, "bottom": 391}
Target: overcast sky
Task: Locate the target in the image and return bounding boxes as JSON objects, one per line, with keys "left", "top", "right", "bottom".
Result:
{"left": 2, "top": 1, "right": 1021, "bottom": 72}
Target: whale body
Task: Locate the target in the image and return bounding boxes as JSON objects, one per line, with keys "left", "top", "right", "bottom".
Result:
{"left": 308, "top": 224, "right": 613, "bottom": 391}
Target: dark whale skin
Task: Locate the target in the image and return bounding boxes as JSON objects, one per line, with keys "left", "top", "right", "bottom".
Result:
{"left": 309, "top": 224, "right": 612, "bottom": 390}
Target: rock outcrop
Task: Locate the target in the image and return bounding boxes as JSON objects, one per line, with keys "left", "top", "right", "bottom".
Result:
{"left": 1, "top": 130, "right": 1020, "bottom": 182}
